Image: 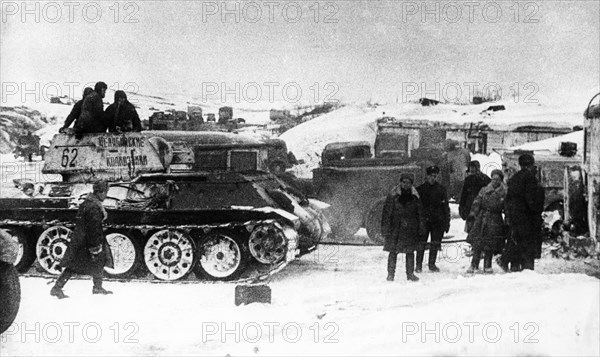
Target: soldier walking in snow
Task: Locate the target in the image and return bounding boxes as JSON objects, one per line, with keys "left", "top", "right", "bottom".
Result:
{"left": 459, "top": 160, "right": 491, "bottom": 232}
{"left": 50, "top": 181, "right": 114, "bottom": 299}
{"left": 416, "top": 166, "right": 450, "bottom": 273}
{"left": 381, "top": 173, "right": 426, "bottom": 282}
{"left": 502, "top": 154, "right": 545, "bottom": 271}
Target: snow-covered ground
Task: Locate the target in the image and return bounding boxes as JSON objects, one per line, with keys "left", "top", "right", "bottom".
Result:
{"left": 2, "top": 223, "right": 599, "bottom": 356}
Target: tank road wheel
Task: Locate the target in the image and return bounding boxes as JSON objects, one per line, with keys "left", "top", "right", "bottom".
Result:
{"left": 104, "top": 231, "right": 143, "bottom": 279}
{"left": 3, "top": 228, "right": 35, "bottom": 273}
{"left": 36, "top": 226, "right": 72, "bottom": 275}
{"left": 195, "top": 230, "right": 249, "bottom": 281}
{"left": 365, "top": 199, "right": 386, "bottom": 245}
{"left": 248, "top": 224, "right": 287, "bottom": 264}
{"left": 144, "top": 229, "right": 195, "bottom": 281}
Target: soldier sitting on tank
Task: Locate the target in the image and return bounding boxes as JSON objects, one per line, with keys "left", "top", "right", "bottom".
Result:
{"left": 74, "top": 82, "right": 109, "bottom": 137}
{"left": 104, "top": 90, "right": 142, "bottom": 133}
{"left": 59, "top": 87, "right": 93, "bottom": 134}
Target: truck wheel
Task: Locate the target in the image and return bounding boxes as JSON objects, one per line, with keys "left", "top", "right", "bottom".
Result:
{"left": 144, "top": 229, "right": 195, "bottom": 281}
{"left": 0, "top": 261, "right": 21, "bottom": 334}
{"left": 104, "top": 231, "right": 143, "bottom": 279}
{"left": 195, "top": 230, "right": 248, "bottom": 281}
{"left": 328, "top": 209, "right": 362, "bottom": 240}
{"left": 365, "top": 199, "right": 386, "bottom": 245}
{"left": 3, "top": 228, "right": 35, "bottom": 273}
{"left": 36, "top": 226, "right": 72, "bottom": 275}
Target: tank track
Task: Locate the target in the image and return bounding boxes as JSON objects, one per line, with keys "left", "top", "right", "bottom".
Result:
{"left": 1, "top": 218, "right": 298, "bottom": 284}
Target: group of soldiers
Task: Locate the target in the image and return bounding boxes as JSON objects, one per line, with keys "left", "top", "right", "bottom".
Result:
{"left": 382, "top": 153, "right": 545, "bottom": 282}
{"left": 60, "top": 81, "right": 142, "bottom": 137}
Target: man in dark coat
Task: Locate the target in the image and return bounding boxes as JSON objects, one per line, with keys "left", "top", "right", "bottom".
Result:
{"left": 503, "top": 154, "right": 545, "bottom": 271}
{"left": 381, "top": 173, "right": 426, "bottom": 282}
{"left": 104, "top": 90, "right": 142, "bottom": 132}
{"left": 416, "top": 166, "right": 450, "bottom": 272}
{"left": 59, "top": 87, "right": 93, "bottom": 133}
{"left": 74, "top": 82, "right": 109, "bottom": 136}
{"left": 459, "top": 161, "right": 491, "bottom": 231}
{"left": 50, "top": 181, "right": 114, "bottom": 299}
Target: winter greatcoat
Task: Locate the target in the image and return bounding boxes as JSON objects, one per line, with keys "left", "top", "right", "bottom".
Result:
{"left": 459, "top": 172, "right": 491, "bottom": 220}
{"left": 381, "top": 187, "right": 426, "bottom": 253}
{"left": 74, "top": 91, "right": 108, "bottom": 134}
{"left": 60, "top": 193, "right": 114, "bottom": 275}
{"left": 466, "top": 182, "right": 507, "bottom": 252}
{"left": 416, "top": 181, "right": 450, "bottom": 229}
{"left": 505, "top": 167, "right": 545, "bottom": 260}
{"left": 105, "top": 100, "right": 142, "bottom": 132}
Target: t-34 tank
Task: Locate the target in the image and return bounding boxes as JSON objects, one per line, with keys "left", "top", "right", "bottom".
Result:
{"left": 0, "top": 131, "right": 330, "bottom": 281}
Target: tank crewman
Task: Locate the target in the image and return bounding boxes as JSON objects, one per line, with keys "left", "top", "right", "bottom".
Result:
{"left": 503, "top": 154, "right": 545, "bottom": 271}
{"left": 444, "top": 139, "right": 471, "bottom": 201}
{"left": 50, "top": 181, "right": 114, "bottom": 299}
{"left": 416, "top": 165, "right": 450, "bottom": 272}
{"left": 459, "top": 160, "right": 491, "bottom": 232}
{"left": 104, "top": 90, "right": 142, "bottom": 133}
{"left": 59, "top": 87, "right": 93, "bottom": 133}
{"left": 74, "top": 82, "right": 109, "bottom": 136}
{"left": 381, "top": 173, "right": 426, "bottom": 282}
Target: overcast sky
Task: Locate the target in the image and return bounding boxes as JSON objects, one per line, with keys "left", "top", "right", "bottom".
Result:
{"left": 1, "top": 1, "right": 598, "bottom": 107}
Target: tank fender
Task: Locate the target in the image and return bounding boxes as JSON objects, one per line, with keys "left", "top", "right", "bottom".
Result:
{"left": 252, "top": 207, "right": 300, "bottom": 229}
{"left": 148, "top": 137, "right": 173, "bottom": 170}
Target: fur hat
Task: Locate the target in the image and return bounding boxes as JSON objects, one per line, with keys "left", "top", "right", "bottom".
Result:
{"left": 114, "top": 90, "right": 127, "bottom": 102}
{"left": 400, "top": 173, "right": 414, "bottom": 183}
{"left": 93, "top": 180, "right": 109, "bottom": 194}
{"left": 518, "top": 154, "right": 535, "bottom": 167}
{"left": 490, "top": 169, "right": 504, "bottom": 180}
{"left": 426, "top": 165, "right": 440, "bottom": 175}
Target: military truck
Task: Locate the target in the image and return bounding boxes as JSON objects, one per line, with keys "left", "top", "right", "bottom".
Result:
{"left": 312, "top": 121, "right": 450, "bottom": 243}
{"left": 563, "top": 94, "right": 600, "bottom": 242}
{"left": 0, "top": 131, "right": 330, "bottom": 282}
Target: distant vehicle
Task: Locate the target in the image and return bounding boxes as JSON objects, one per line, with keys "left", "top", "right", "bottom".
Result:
{"left": 312, "top": 123, "right": 449, "bottom": 243}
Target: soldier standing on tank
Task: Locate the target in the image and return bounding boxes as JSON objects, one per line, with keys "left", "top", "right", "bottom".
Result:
{"left": 416, "top": 166, "right": 450, "bottom": 273}
{"left": 50, "top": 181, "right": 114, "bottom": 299}
{"left": 59, "top": 87, "right": 93, "bottom": 133}
{"left": 459, "top": 161, "right": 491, "bottom": 232}
{"left": 74, "top": 82, "right": 108, "bottom": 136}
{"left": 502, "top": 154, "right": 545, "bottom": 271}
{"left": 381, "top": 173, "right": 426, "bottom": 282}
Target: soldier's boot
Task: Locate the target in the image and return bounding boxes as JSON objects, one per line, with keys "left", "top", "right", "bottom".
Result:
{"left": 428, "top": 249, "right": 440, "bottom": 272}
{"left": 387, "top": 252, "right": 397, "bottom": 281}
{"left": 496, "top": 255, "right": 509, "bottom": 272}
{"left": 50, "top": 269, "right": 72, "bottom": 299}
{"left": 415, "top": 250, "right": 424, "bottom": 273}
{"left": 483, "top": 253, "right": 493, "bottom": 273}
{"left": 406, "top": 253, "right": 419, "bottom": 282}
{"left": 92, "top": 276, "right": 113, "bottom": 295}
